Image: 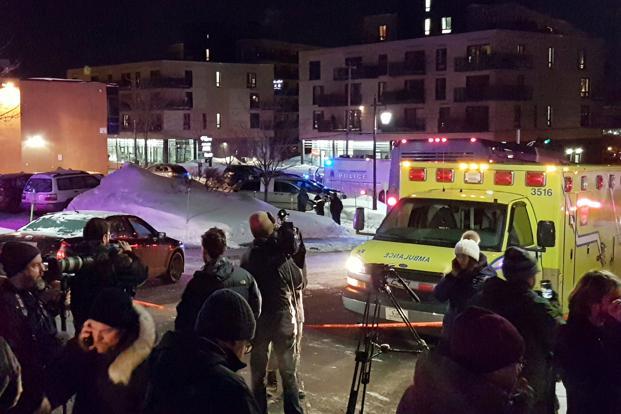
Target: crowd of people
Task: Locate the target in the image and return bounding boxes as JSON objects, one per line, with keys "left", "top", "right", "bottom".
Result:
{"left": 1, "top": 215, "right": 621, "bottom": 413}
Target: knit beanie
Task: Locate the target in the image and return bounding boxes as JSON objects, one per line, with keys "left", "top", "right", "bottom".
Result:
{"left": 450, "top": 307, "right": 525, "bottom": 374}
{"left": 0, "top": 242, "right": 41, "bottom": 277}
{"left": 454, "top": 239, "right": 480, "bottom": 262}
{"left": 195, "top": 289, "right": 256, "bottom": 341}
{"left": 88, "top": 288, "right": 139, "bottom": 332}
{"left": 502, "top": 246, "right": 539, "bottom": 281}
{"left": 249, "top": 211, "right": 275, "bottom": 239}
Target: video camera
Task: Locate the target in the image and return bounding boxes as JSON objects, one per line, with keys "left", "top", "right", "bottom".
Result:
{"left": 274, "top": 209, "right": 301, "bottom": 258}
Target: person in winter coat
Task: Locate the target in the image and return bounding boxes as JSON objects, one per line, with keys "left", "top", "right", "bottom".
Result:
{"left": 329, "top": 193, "right": 343, "bottom": 224}
{"left": 144, "top": 289, "right": 260, "bottom": 414}
{"left": 241, "top": 211, "right": 305, "bottom": 414}
{"left": 0, "top": 338, "right": 22, "bottom": 411}
{"left": 555, "top": 270, "right": 621, "bottom": 414}
{"left": 474, "top": 247, "right": 562, "bottom": 414}
{"left": 297, "top": 188, "right": 309, "bottom": 212}
{"left": 433, "top": 235, "right": 496, "bottom": 338}
{"left": 397, "top": 307, "right": 532, "bottom": 414}
{"left": 0, "top": 242, "right": 62, "bottom": 414}
{"left": 46, "top": 288, "right": 156, "bottom": 414}
{"left": 70, "top": 218, "right": 148, "bottom": 332}
{"left": 313, "top": 194, "right": 325, "bottom": 216}
{"left": 175, "top": 227, "right": 262, "bottom": 331}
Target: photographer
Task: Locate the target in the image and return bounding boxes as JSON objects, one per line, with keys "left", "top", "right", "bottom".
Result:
{"left": 70, "top": 218, "right": 148, "bottom": 332}
{"left": 241, "top": 211, "right": 305, "bottom": 414}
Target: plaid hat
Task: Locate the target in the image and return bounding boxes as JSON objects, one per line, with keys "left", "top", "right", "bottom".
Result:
{"left": 88, "top": 289, "right": 139, "bottom": 332}
{"left": 0, "top": 242, "right": 41, "bottom": 277}
{"left": 502, "top": 247, "right": 539, "bottom": 281}
{"left": 195, "top": 289, "right": 256, "bottom": 341}
{"left": 450, "top": 307, "right": 525, "bottom": 374}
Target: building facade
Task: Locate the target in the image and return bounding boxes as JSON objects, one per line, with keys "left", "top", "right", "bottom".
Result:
{"left": 67, "top": 60, "right": 274, "bottom": 166}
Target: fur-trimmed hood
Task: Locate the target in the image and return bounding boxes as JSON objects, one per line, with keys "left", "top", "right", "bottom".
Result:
{"left": 108, "top": 303, "right": 156, "bottom": 385}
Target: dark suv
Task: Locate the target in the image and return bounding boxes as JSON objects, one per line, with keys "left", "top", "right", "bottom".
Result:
{"left": 0, "top": 173, "right": 32, "bottom": 212}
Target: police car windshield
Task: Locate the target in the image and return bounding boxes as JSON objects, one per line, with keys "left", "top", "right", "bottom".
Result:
{"left": 375, "top": 198, "right": 507, "bottom": 251}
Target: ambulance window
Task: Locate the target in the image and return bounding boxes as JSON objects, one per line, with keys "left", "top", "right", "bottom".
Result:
{"left": 508, "top": 202, "right": 534, "bottom": 247}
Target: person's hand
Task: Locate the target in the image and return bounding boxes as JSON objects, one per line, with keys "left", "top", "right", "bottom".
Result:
{"left": 39, "top": 281, "right": 63, "bottom": 306}
{"left": 78, "top": 320, "right": 96, "bottom": 351}
{"left": 609, "top": 298, "right": 621, "bottom": 322}
{"left": 451, "top": 258, "right": 461, "bottom": 275}
{"left": 117, "top": 240, "right": 132, "bottom": 253}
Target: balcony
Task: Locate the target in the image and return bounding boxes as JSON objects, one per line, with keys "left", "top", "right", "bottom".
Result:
{"left": 454, "top": 53, "right": 533, "bottom": 72}
{"left": 454, "top": 85, "right": 533, "bottom": 102}
{"left": 380, "top": 118, "right": 426, "bottom": 132}
{"left": 438, "top": 118, "right": 489, "bottom": 133}
{"left": 164, "top": 99, "right": 193, "bottom": 110}
{"left": 317, "top": 119, "right": 361, "bottom": 133}
{"left": 333, "top": 65, "right": 381, "bottom": 81}
{"left": 317, "top": 93, "right": 362, "bottom": 107}
{"left": 274, "top": 120, "right": 299, "bottom": 130}
{"left": 141, "top": 77, "right": 193, "bottom": 89}
{"left": 381, "top": 89, "right": 425, "bottom": 105}
{"left": 388, "top": 61, "right": 426, "bottom": 77}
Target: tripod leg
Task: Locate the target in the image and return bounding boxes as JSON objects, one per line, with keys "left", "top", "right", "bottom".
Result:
{"left": 382, "top": 286, "right": 428, "bottom": 350}
{"left": 358, "top": 294, "right": 381, "bottom": 414}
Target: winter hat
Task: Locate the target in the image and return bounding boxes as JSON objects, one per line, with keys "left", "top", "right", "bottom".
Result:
{"left": 0, "top": 242, "right": 41, "bottom": 277}
{"left": 450, "top": 307, "right": 525, "bottom": 374}
{"left": 454, "top": 239, "right": 480, "bottom": 262}
{"left": 88, "top": 288, "right": 139, "bottom": 332}
{"left": 249, "top": 211, "right": 275, "bottom": 239}
{"left": 502, "top": 247, "right": 539, "bottom": 281}
{"left": 195, "top": 289, "right": 256, "bottom": 341}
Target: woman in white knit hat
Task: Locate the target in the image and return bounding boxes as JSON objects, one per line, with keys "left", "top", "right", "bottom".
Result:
{"left": 433, "top": 231, "right": 497, "bottom": 339}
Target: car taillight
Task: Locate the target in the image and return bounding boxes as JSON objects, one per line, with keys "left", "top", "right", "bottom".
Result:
{"left": 56, "top": 240, "right": 70, "bottom": 260}
{"left": 596, "top": 175, "right": 604, "bottom": 190}
{"left": 525, "top": 172, "right": 546, "bottom": 187}
{"left": 43, "top": 194, "right": 57, "bottom": 201}
{"left": 494, "top": 171, "right": 514, "bottom": 186}
{"left": 436, "top": 168, "right": 454, "bottom": 183}
{"left": 409, "top": 168, "right": 426, "bottom": 181}
{"left": 564, "top": 177, "right": 573, "bottom": 192}
{"left": 387, "top": 196, "right": 398, "bottom": 207}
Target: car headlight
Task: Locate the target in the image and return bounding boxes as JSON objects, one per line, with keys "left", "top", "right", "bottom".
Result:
{"left": 345, "top": 256, "right": 366, "bottom": 274}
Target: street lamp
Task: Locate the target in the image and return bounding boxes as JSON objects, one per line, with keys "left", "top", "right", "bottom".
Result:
{"left": 372, "top": 96, "right": 392, "bottom": 210}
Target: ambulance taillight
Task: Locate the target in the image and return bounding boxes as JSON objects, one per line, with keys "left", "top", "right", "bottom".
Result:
{"left": 526, "top": 172, "right": 546, "bottom": 187}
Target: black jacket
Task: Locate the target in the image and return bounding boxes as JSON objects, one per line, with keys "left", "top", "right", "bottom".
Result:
{"left": 46, "top": 304, "right": 156, "bottom": 414}
{"left": 0, "top": 279, "right": 61, "bottom": 414}
{"left": 144, "top": 331, "right": 260, "bottom": 414}
{"left": 70, "top": 241, "right": 148, "bottom": 330}
{"left": 329, "top": 196, "right": 343, "bottom": 215}
{"left": 175, "top": 256, "right": 262, "bottom": 332}
{"left": 433, "top": 253, "right": 496, "bottom": 336}
{"left": 473, "top": 277, "right": 562, "bottom": 413}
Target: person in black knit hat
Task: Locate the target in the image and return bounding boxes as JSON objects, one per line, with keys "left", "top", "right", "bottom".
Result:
{"left": 145, "top": 289, "right": 260, "bottom": 414}
{"left": 46, "top": 288, "right": 156, "bottom": 414}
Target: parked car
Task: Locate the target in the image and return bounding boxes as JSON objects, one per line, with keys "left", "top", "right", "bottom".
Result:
{"left": 0, "top": 173, "right": 32, "bottom": 212}
{"left": 238, "top": 178, "right": 317, "bottom": 211}
{"left": 21, "top": 170, "right": 101, "bottom": 213}
{"left": 147, "top": 164, "right": 191, "bottom": 182}
{"left": 223, "top": 164, "right": 261, "bottom": 187}
{"left": 0, "top": 210, "right": 185, "bottom": 282}
{"left": 276, "top": 174, "right": 346, "bottom": 199}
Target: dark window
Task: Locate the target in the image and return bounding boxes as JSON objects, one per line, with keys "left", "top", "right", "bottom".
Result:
{"left": 250, "top": 113, "right": 260, "bottom": 129}
{"left": 313, "top": 111, "right": 324, "bottom": 129}
{"left": 514, "top": 105, "right": 522, "bottom": 128}
{"left": 83, "top": 176, "right": 100, "bottom": 188}
{"left": 345, "top": 83, "right": 361, "bottom": 98}
{"left": 508, "top": 202, "right": 534, "bottom": 247}
{"left": 135, "top": 72, "right": 141, "bottom": 87}
{"left": 129, "top": 217, "right": 155, "bottom": 238}
{"left": 250, "top": 93, "right": 260, "bottom": 109}
{"left": 405, "top": 79, "right": 424, "bottom": 91}
{"left": 56, "top": 177, "right": 73, "bottom": 191}
{"left": 405, "top": 51, "right": 425, "bottom": 70}
{"left": 345, "top": 57, "right": 362, "bottom": 68}
{"left": 517, "top": 44, "right": 525, "bottom": 55}
{"left": 25, "top": 178, "right": 52, "bottom": 193}
{"left": 465, "top": 106, "right": 490, "bottom": 131}
{"left": 378, "top": 54, "right": 388, "bottom": 75}
{"left": 436, "top": 48, "right": 447, "bottom": 71}
{"left": 312, "top": 85, "right": 324, "bottom": 105}
{"left": 438, "top": 107, "right": 450, "bottom": 130}
{"left": 377, "top": 81, "right": 386, "bottom": 103}
{"left": 150, "top": 70, "right": 161, "bottom": 78}
{"left": 202, "top": 113, "right": 207, "bottom": 129}
{"left": 246, "top": 72, "right": 257, "bottom": 88}
{"left": 108, "top": 217, "right": 133, "bottom": 239}
{"left": 274, "top": 181, "right": 298, "bottom": 193}
{"left": 185, "top": 70, "right": 193, "bottom": 84}
{"left": 580, "top": 105, "right": 592, "bottom": 127}
{"left": 183, "top": 113, "right": 191, "bottom": 130}
{"left": 240, "top": 180, "right": 260, "bottom": 191}
{"left": 184, "top": 92, "right": 193, "bottom": 108}
{"left": 309, "top": 61, "right": 321, "bottom": 80}
{"left": 435, "top": 78, "right": 446, "bottom": 100}
{"left": 91, "top": 76, "right": 99, "bottom": 82}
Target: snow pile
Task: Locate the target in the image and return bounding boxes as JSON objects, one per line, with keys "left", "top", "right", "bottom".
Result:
{"left": 0, "top": 227, "right": 13, "bottom": 235}
{"left": 68, "top": 165, "right": 350, "bottom": 248}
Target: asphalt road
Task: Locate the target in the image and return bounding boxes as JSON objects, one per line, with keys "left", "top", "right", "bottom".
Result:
{"left": 136, "top": 247, "right": 421, "bottom": 414}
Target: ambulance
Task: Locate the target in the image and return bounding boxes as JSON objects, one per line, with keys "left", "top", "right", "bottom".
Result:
{"left": 343, "top": 139, "right": 621, "bottom": 324}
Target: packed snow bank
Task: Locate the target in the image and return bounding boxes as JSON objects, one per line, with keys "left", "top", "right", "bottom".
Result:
{"left": 0, "top": 227, "right": 13, "bottom": 235}
{"left": 68, "top": 165, "right": 350, "bottom": 248}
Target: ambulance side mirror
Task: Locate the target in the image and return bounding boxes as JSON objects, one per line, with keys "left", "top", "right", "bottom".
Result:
{"left": 537, "top": 221, "right": 556, "bottom": 248}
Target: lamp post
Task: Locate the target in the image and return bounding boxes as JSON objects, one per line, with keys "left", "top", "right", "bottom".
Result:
{"left": 372, "top": 96, "right": 392, "bottom": 210}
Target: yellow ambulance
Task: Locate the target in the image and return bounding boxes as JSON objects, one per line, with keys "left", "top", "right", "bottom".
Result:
{"left": 343, "top": 139, "right": 621, "bottom": 324}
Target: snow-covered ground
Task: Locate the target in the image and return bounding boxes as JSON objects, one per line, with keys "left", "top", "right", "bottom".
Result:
{"left": 340, "top": 195, "right": 387, "bottom": 233}
{"left": 0, "top": 227, "right": 13, "bottom": 234}
{"left": 68, "top": 165, "right": 354, "bottom": 248}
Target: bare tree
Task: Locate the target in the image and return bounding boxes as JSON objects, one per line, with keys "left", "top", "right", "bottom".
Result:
{"left": 254, "top": 134, "right": 286, "bottom": 202}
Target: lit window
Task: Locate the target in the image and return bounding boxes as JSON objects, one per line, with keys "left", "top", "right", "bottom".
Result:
{"left": 424, "top": 18, "right": 431, "bottom": 36}
{"left": 441, "top": 17, "right": 452, "bottom": 34}
{"left": 546, "top": 105, "right": 553, "bottom": 127}
{"left": 205, "top": 49, "right": 210, "bottom": 61}
{"left": 273, "top": 79, "right": 283, "bottom": 90}
{"left": 425, "top": 0, "right": 432, "bottom": 12}
{"left": 517, "top": 44, "right": 525, "bottom": 55}
{"left": 215, "top": 71, "right": 221, "bottom": 87}
{"left": 580, "top": 77, "right": 591, "bottom": 98}
{"left": 548, "top": 47, "right": 555, "bottom": 68}
{"left": 216, "top": 113, "right": 222, "bottom": 129}
{"left": 578, "top": 49, "right": 587, "bottom": 70}
{"left": 246, "top": 72, "right": 257, "bottom": 89}
{"left": 378, "top": 25, "right": 388, "bottom": 41}
{"left": 122, "top": 114, "right": 130, "bottom": 128}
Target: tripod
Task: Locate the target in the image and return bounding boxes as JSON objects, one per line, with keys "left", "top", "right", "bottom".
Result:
{"left": 346, "top": 267, "right": 429, "bottom": 414}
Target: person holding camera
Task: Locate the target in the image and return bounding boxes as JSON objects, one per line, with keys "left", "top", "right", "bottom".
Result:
{"left": 46, "top": 288, "right": 156, "bottom": 414}
{"left": 0, "top": 242, "right": 62, "bottom": 414}
{"left": 473, "top": 247, "right": 562, "bottom": 414}
{"left": 70, "top": 218, "right": 148, "bottom": 332}
{"left": 241, "top": 211, "right": 305, "bottom": 414}
{"left": 175, "top": 227, "right": 262, "bottom": 332}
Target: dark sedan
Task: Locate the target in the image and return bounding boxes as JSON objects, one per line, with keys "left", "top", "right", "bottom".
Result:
{"left": 0, "top": 210, "right": 185, "bottom": 282}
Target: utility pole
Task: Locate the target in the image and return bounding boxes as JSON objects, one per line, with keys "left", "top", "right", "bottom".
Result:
{"left": 372, "top": 96, "right": 378, "bottom": 211}
{"left": 133, "top": 119, "right": 138, "bottom": 164}
{"left": 345, "top": 64, "right": 352, "bottom": 155}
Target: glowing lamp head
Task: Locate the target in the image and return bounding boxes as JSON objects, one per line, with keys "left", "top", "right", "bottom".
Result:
{"left": 0, "top": 82, "right": 20, "bottom": 107}
{"left": 387, "top": 196, "right": 397, "bottom": 207}
{"left": 324, "top": 159, "right": 333, "bottom": 167}
{"left": 401, "top": 139, "right": 407, "bottom": 144}
{"left": 470, "top": 137, "right": 477, "bottom": 143}
{"left": 24, "top": 135, "right": 46, "bottom": 149}
{"left": 379, "top": 111, "right": 393, "bottom": 125}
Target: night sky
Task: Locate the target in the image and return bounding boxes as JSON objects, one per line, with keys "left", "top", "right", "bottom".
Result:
{"left": 5, "top": 0, "right": 620, "bottom": 77}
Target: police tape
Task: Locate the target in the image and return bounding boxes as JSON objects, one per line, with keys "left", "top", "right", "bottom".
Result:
{"left": 305, "top": 322, "right": 442, "bottom": 329}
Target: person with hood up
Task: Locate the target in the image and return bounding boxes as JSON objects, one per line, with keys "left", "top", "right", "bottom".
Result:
{"left": 329, "top": 193, "right": 343, "bottom": 224}
{"left": 433, "top": 232, "right": 496, "bottom": 338}
{"left": 397, "top": 307, "right": 532, "bottom": 414}
{"left": 474, "top": 246, "right": 562, "bottom": 414}
{"left": 297, "top": 188, "right": 309, "bottom": 212}
{"left": 46, "top": 288, "right": 156, "bottom": 414}
{"left": 313, "top": 194, "right": 325, "bottom": 216}
{"left": 144, "top": 289, "right": 260, "bottom": 414}
{"left": 175, "top": 227, "right": 262, "bottom": 332}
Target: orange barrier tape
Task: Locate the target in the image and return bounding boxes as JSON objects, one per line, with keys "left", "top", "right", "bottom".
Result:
{"left": 305, "top": 322, "right": 443, "bottom": 329}
{"left": 133, "top": 299, "right": 166, "bottom": 310}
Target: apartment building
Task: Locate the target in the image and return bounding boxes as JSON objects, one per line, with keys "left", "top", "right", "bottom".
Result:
{"left": 68, "top": 60, "right": 274, "bottom": 165}
{"left": 299, "top": 4, "right": 607, "bottom": 161}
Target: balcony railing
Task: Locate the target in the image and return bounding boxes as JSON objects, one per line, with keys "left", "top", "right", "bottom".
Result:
{"left": 454, "top": 53, "right": 533, "bottom": 72}
{"left": 333, "top": 65, "right": 381, "bottom": 81}
{"left": 120, "top": 119, "right": 163, "bottom": 132}
{"left": 381, "top": 89, "right": 425, "bottom": 104}
{"left": 388, "top": 61, "right": 426, "bottom": 77}
{"left": 454, "top": 85, "right": 533, "bottom": 102}
{"left": 380, "top": 118, "right": 426, "bottom": 132}
{"left": 438, "top": 118, "right": 489, "bottom": 133}
{"left": 317, "top": 119, "right": 361, "bottom": 133}
{"left": 141, "top": 77, "right": 193, "bottom": 89}
{"left": 317, "top": 93, "right": 362, "bottom": 107}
